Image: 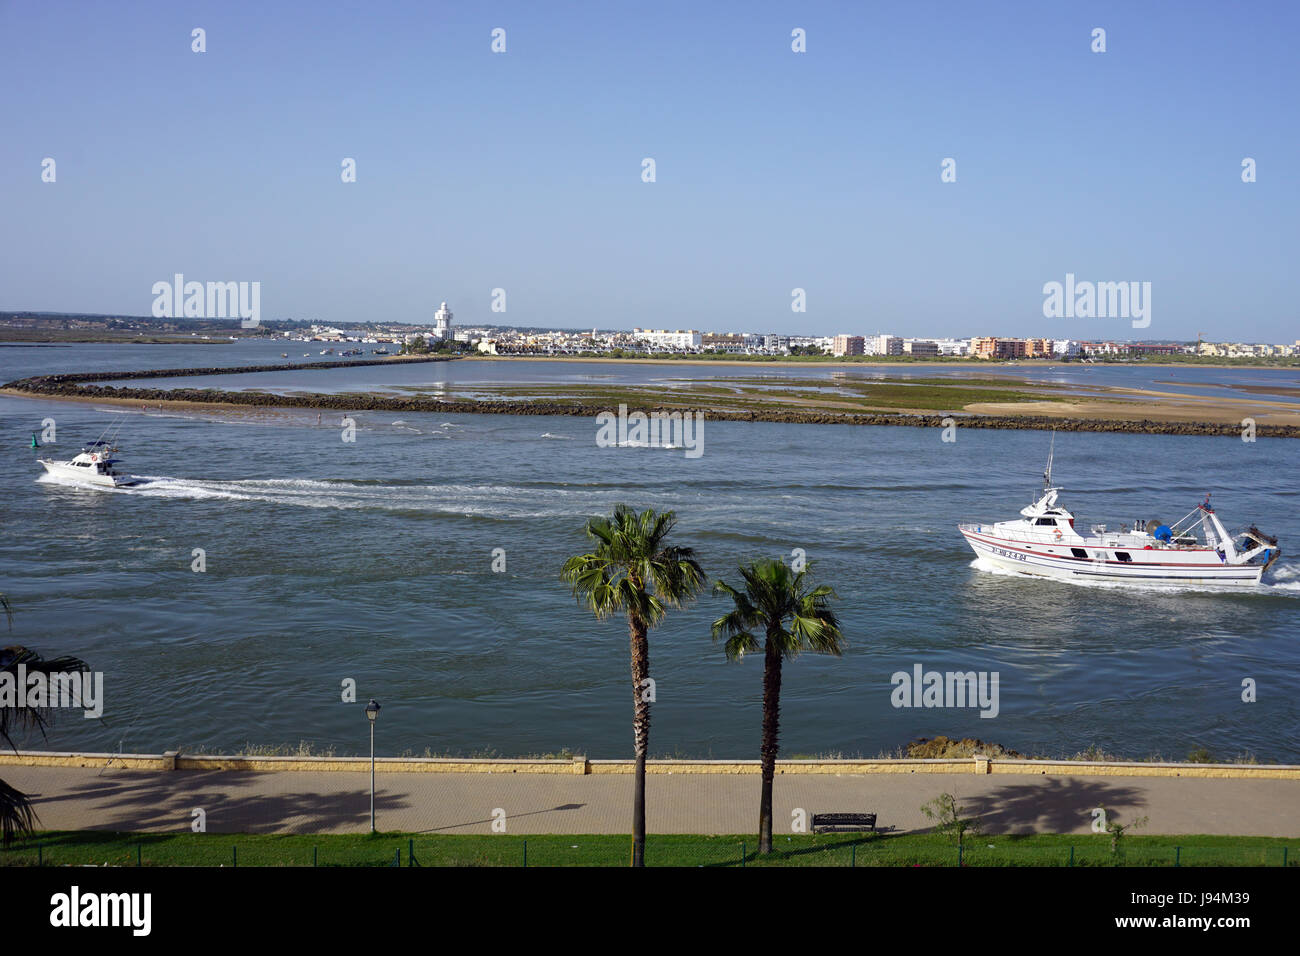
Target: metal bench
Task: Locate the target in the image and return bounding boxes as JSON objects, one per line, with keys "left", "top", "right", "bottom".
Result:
{"left": 811, "top": 812, "right": 877, "bottom": 833}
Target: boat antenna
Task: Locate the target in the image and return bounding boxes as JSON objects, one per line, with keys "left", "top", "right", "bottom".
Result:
{"left": 89, "top": 413, "right": 128, "bottom": 452}
{"left": 1043, "top": 431, "right": 1056, "bottom": 490}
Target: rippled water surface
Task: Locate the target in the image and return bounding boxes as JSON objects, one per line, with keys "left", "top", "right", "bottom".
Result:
{"left": 2, "top": 343, "right": 1297, "bottom": 760}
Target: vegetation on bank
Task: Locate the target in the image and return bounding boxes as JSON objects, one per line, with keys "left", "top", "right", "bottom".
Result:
{"left": 397, "top": 335, "right": 476, "bottom": 356}
{"left": 422, "top": 379, "right": 1063, "bottom": 414}
{"left": 2, "top": 830, "right": 1293, "bottom": 867}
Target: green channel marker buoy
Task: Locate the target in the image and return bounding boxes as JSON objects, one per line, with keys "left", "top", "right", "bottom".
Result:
{"left": 31, "top": 433, "right": 39, "bottom": 449}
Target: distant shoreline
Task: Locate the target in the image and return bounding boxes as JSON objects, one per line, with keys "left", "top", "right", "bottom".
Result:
{"left": 4, "top": 357, "right": 1298, "bottom": 437}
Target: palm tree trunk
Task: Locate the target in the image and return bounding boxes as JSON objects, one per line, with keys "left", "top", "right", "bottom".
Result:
{"left": 758, "top": 635, "right": 783, "bottom": 854}
{"left": 629, "top": 614, "right": 651, "bottom": 867}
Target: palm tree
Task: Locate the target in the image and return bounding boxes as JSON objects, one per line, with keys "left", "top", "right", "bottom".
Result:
{"left": 0, "top": 596, "right": 90, "bottom": 846}
{"left": 712, "top": 559, "right": 843, "bottom": 854}
{"left": 560, "top": 505, "right": 705, "bottom": 866}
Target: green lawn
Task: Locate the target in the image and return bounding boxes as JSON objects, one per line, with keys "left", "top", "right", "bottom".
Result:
{"left": 2, "top": 831, "right": 1293, "bottom": 867}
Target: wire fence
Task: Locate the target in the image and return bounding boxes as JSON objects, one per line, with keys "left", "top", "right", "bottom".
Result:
{"left": 1, "top": 834, "right": 1294, "bottom": 868}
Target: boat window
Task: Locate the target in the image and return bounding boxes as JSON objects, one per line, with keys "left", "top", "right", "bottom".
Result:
{"left": 1071, "top": 548, "right": 1088, "bottom": 558}
{"left": 1034, "top": 518, "right": 1056, "bottom": 526}
{"left": 1115, "top": 552, "right": 1133, "bottom": 563}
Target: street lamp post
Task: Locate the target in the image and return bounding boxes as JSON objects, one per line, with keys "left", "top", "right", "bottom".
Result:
{"left": 365, "top": 698, "right": 381, "bottom": 833}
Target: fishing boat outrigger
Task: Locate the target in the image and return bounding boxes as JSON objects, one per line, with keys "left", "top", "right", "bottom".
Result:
{"left": 958, "top": 438, "right": 1280, "bottom": 586}
{"left": 37, "top": 419, "right": 142, "bottom": 489}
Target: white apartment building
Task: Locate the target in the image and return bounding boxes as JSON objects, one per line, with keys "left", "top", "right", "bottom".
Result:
{"left": 633, "top": 328, "right": 702, "bottom": 350}
{"left": 788, "top": 335, "right": 834, "bottom": 352}
{"left": 868, "top": 334, "right": 902, "bottom": 356}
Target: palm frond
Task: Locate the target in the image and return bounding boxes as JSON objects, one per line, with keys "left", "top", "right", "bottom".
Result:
{"left": 723, "top": 630, "right": 761, "bottom": 661}
{"left": 561, "top": 506, "right": 701, "bottom": 629}
{"left": 0, "top": 777, "right": 38, "bottom": 847}
{"left": 0, "top": 646, "right": 91, "bottom": 750}
{"left": 713, "top": 558, "right": 845, "bottom": 661}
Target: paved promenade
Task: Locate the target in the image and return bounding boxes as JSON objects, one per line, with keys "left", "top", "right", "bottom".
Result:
{"left": 5, "top": 765, "right": 1299, "bottom": 836}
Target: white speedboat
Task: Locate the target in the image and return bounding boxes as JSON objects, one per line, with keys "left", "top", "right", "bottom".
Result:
{"left": 39, "top": 441, "right": 140, "bottom": 488}
{"left": 38, "top": 420, "right": 142, "bottom": 489}
{"left": 959, "top": 440, "right": 1280, "bottom": 586}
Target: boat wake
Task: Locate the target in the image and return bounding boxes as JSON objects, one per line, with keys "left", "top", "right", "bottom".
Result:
{"left": 1263, "top": 562, "right": 1300, "bottom": 592}
{"left": 38, "top": 472, "right": 637, "bottom": 518}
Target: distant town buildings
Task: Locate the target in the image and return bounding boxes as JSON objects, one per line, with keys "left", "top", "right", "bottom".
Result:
{"left": 932, "top": 338, "right": 971, "bottom": 356}
{"left": 869, "top": 335, "right": 903, "bottom": 356}
{"left": 832, "top": 334, "right": 864, "bottom": 356}
{"left": 1197, "top": 340, "right": 1297, "bottom": 358}
{"left": 701, "top": 332, "right": 750, "bottom": 353}
{"left": 38, "top": 305, "right": 1284, "bottom": 362}
{"left": 973, "top": 336, "right": 1027, "bottom": 359}
{"left": 633, "top": 328, "right": 702, "bottom": 350}
{"left": 269, "top": 320, "right": 1300, "bottom": 363}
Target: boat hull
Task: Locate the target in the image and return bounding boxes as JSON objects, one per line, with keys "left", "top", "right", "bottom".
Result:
{"left": 959, "top": 527, "right": 1264, "bottom": 586}
{"left": 39, "top": 460, "right": 139, "bottom": 488}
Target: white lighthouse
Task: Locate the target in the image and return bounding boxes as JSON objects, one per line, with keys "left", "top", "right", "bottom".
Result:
{"left": 433, "top": 301, "right": 453, "bottom": 340}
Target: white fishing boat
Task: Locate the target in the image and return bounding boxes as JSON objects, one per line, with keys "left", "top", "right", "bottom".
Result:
{"left": 37, "top": 420, "right": 141, "bottom": 489}
{"left": 958, "top": 438, "right": 1280, "bottom": 586}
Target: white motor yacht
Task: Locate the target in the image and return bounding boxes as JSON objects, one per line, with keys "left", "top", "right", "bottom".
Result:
{"left": 38, "top": 420, "right": 141, "bottom": 489}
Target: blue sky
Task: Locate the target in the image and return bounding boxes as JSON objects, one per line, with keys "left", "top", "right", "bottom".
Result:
{"left": 2, "top": 0, "right": 1296, "bottom": 340}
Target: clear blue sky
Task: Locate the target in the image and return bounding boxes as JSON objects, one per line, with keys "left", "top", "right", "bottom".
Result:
{"left": 2, "top": 0, "right": 1296, "bottom": 341}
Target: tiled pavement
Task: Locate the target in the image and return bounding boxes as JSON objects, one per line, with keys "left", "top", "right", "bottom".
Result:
{"left": 5, "top": 765, "right": 1299, "bottom": 836}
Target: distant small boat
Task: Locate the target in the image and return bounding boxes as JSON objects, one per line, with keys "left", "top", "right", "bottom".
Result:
{"left": 280, "top": 352, "right": 288, "bottom": 358}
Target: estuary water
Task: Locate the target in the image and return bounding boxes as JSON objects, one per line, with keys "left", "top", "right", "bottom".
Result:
{"left": 2, "top": 342, "right": 1298, "bottom": 761}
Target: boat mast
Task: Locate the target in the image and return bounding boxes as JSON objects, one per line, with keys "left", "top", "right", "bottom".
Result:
{"left": 1043, "top": 431, "right": 1055, "bottom": 491}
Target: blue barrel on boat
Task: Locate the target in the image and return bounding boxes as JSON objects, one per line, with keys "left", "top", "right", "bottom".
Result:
{"left": 1154, "top": 524, "right": 1172, "bottom": 542}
